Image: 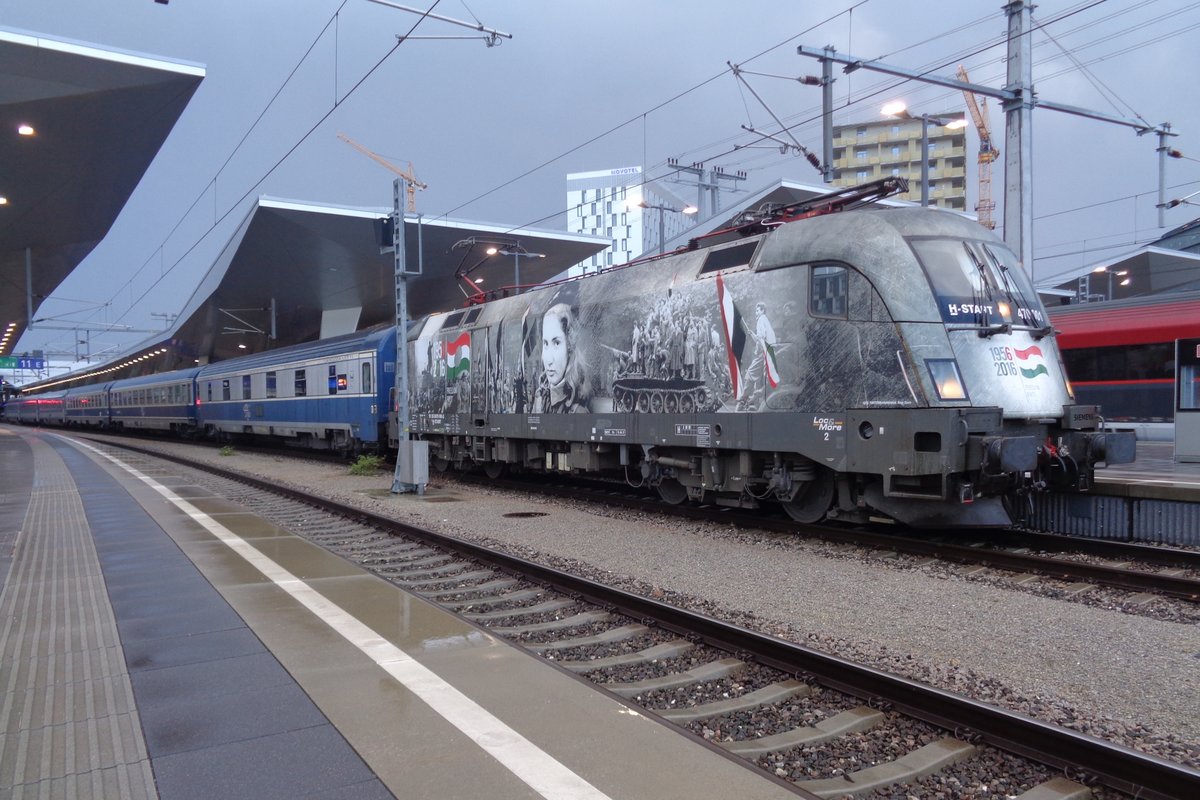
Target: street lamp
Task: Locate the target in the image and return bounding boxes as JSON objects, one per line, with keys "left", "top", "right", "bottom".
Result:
{"left": 881, "top": 101, "right": 967, "bottom": 207}
{"left": 485, "top": 244, "right": 545, "bottom": 293}
{"left": 1092, "top": 265, "right": 1130, "bottom": 301}
{"left": 634, "top": 199, "right": 699, "bottom": 255}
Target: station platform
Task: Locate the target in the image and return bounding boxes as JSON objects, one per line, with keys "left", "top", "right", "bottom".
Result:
{"left": 0, "top": 426, "right": 801, "bottom": 800}
{"left": 1095, "top": 440, "right": 1200, "bottom": 501}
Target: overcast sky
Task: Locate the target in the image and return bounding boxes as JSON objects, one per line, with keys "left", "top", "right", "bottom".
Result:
{"left": 8, "top": 0, "right": 1200, "bottom": 363}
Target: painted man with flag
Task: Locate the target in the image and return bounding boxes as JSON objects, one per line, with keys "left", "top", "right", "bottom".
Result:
{"left": 739, "top": 301, "right": 781, "bottom": 410}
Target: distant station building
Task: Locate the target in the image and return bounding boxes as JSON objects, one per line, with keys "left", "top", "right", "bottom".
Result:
{"left": 830, "top": 113, "right": 967, "bottom": 212}
{"left": 1041, "top": 216, "right": 1200, "bottom": 305}
{"left": 565, "top": 166, "right": 696, "bottom": 274}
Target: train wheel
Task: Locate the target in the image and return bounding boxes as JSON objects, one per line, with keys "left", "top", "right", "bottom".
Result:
{"left": 431, "top": 456, "right": 451, "bottom": 473}
{"left": 656, "top": 478, "right": 687, "bottom": 505}
{"left": 782, "top": 471, "right": 835, "bottom": 524}
{"left": 650, "top": 392, "right": 664, "bottom": 414}
{"left": 483, "top": 461, "right": 505, "bottom": 479}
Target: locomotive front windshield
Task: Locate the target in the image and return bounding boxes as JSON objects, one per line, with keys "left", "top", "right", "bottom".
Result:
{"left": 910, "top": 238, "right": 1047, "bottom": 332}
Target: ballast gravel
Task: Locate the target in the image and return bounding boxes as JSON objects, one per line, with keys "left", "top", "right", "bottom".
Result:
{"left": 89, "top": 437, "right": 1200, "bottom": 771}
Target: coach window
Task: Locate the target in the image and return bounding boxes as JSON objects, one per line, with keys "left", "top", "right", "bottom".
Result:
{"left": 242, "top": 374, "right": 251, "bottom": 399}
{"left": 295, "top": 369, "right": 307, "bottom": 397}
{"left": 811, "top": 265, "right": 849, "bottom": 318}
{"left": 221, "top": 379, "right": 230, "bottom": 401}
{"left": 362, "top": 361, "right": 372, "bottom": 394}
{"left": 266, "top": 371, "right": 277, "bottom": 398}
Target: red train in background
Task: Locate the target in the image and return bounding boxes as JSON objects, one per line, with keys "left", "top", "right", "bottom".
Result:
{"left": 1051, "top": 290, "right": 1200, "bottom": 440}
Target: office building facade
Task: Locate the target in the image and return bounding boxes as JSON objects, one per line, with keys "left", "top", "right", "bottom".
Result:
{"left": 566, "top": 166, "right": 694, "bottom": 275}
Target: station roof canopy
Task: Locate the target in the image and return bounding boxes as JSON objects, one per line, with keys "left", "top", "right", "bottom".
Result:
{"left": 0, "top": 27, "right": 205, "bottom": 360}
{"left": 1041, "top": 244, "right": 1200, "bottom": 305}
{"left": 28, "top": 197, "right": 609, "bottom": 390}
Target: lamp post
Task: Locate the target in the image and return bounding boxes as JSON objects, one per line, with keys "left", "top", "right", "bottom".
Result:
{"left": 486, "top": 244, "right": 545, "bottom": 294}
{"left": 635, "top": 200, "right": 698, "bottom": 255}
{"left": 881, "top": 102, "right": 967, "bottom": 207}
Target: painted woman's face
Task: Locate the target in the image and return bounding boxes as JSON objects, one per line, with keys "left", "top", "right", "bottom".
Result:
{"left": 541, "top": 313, "right": 568, "bottom": 387}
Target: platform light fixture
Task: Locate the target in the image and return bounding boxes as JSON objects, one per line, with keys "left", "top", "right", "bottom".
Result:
{"left": 635, "top": 199, "right": 698, "bottom": 255}
{"left": 881, "top": 101, "right": 967, "bottom": 207}
{"left": 488, "top": 244, "right": 545, "bottom": 294}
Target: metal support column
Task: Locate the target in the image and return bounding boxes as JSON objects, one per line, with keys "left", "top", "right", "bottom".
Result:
{"left": 391, "top": 178, "right": 427, "bottom": 494}
{"left": 1002, "top": 0, "right": 1035, "bottom": 275}
{"left": 25, "top": 247, "right": 33, "bottom": 330}
{"left": 920, "top": 116, "right": 931, "bottom": 206}
{"left": 821, "top": 48, "right": 835, "bottom": 184}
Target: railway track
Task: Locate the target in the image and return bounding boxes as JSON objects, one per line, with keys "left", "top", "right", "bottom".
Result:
{"left": 461, "top": 472, "right": 1200, "bottom": 605}
{"left": 89, "top": 437, "right": 1200, "bottom": 800}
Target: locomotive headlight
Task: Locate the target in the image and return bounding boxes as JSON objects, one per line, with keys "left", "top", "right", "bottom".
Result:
{"left": 927, "top": 359, "right": 967, "bottom": 401}
{"left": 997, "top": 301, "right": 1012, "bottom": 322}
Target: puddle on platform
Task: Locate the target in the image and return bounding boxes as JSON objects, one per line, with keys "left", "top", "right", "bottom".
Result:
{"left": 356, "top": 487, "right": 463, "bottom": 502}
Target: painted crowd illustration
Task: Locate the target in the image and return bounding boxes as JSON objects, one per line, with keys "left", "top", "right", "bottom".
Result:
{"left": 410, "top": 263, "right": 914, "bottom": 419}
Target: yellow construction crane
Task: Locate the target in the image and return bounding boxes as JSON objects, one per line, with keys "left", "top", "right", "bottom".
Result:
{"left": 337, "top": 132, "right": 427, "bottom": 212}
{"left": 956, "top": 66, "right": 999, "bottom": 230}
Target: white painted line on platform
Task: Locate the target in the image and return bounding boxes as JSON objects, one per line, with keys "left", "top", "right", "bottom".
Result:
{"left": 71, "top": 438, "right": 613, "bottom": 800}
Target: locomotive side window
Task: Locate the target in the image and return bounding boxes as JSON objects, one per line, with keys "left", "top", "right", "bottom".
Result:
{"left": 811, "top": 265, "right": 848, "bottom": 318}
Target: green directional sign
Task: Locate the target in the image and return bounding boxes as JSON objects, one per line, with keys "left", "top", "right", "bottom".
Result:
{"left": 0, "top": 357, "right": 44, "bottom": 370}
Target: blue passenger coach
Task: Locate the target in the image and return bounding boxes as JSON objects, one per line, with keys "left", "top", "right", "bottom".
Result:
{"left": 109, "top": 368, "right": 203, "bottom": 434}
{"left": 194, "top": 327, "right": 395, "bottom": 452}
{"left": 64, "top": 382, "right": 113, "bottom": 427}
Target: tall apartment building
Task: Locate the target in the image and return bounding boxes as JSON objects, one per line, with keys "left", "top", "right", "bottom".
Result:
{"left": 566, "top": 166, "right": 694, "bottom": 275}
{"left": 830, "top": 113, "right": 967, "bottom": 211}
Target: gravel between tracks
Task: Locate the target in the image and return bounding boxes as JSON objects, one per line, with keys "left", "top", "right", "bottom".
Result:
{"left": 92, "top": 437, "right": 1200, "bottom": 768}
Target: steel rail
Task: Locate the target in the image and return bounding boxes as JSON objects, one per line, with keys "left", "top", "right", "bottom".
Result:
{"left": 91, "top": 438, "right": 1200, "bottom": 800}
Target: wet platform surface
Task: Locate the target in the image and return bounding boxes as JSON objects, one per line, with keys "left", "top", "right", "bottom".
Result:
{"left": 0, "top": 427, "right": 803, "bottom": 800}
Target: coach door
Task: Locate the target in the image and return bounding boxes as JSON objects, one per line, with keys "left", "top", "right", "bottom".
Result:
{"left": 1178, "top": 338, "right": 1200, "bottom": 463}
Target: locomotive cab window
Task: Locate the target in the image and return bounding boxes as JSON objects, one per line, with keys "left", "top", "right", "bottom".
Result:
{"left": 911, "top": 238, "right": 1044, "bottom": 329}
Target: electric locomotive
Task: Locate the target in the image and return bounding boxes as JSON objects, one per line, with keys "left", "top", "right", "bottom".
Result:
{"left": 403, "top": 186, "right": 1135, "bottom": 527}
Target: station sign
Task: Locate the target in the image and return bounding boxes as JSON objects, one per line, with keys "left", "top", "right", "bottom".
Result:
{"left": 0, "top": 356, "right": 46, "bottom": 370}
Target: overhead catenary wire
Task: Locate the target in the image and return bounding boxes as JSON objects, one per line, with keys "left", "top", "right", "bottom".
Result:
{"left": 76, "top": 2, "right": 444, "bottom": 343}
